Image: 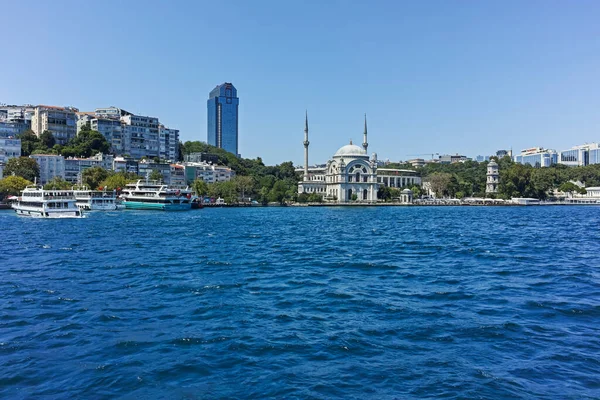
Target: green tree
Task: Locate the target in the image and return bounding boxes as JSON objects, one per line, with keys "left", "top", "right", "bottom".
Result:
{"left": 44, "top": 176, "right": 71, "bottom": 190}
{"left": 82, "top": 166, "right": 109, "bottom": 189}
{"left": 100, "top": 172, "right": 140, "bottom": 191}
{"left": 192, "top": 179, "right": 208, "bottom": 197}
{"left": 65, "top": 126, "right": 110, "bottom": 157}
{"left": 149, "top": 169, "right": 163, "bottom": 182}
{"left": 17, "top": 130, "right": 40, "bottom": 157}
{"left": 307, "top": 193, "right": 323, "bottom": 202}
{"left": 0, "top": 176, "right": 32, "bottom": 198}
{"left": 428, "top": 172, "right": 452, "bottom": 198}
{"left": 268, "top": 180, "right": 288, "bottom": 204}
{"left": 233, "top": 175, "right": 254, "bottom": 202}
{"left": 4, "top": 157, "right": 40, "bottom": 182}
{"left": 39, "top": 130, "right": 56, "bottom": 149}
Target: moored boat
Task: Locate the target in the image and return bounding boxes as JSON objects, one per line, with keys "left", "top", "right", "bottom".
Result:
{"left": 12, "top": 186, "right": 83, "bottom": 218}
{"left": 73, "top": 187, "right": 118, "bottom": 211}
{"left": 120, "top": 179, "right": 193, "bottom": 211}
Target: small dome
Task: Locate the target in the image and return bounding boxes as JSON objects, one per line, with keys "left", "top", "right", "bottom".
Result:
{"left": 488, "top": 160, "right": 498, "bottom": 166}
{"left": 401, "top": 188, "right": 413, "bottom": 193}
{"left": 334, "top": 143, "right": 366, "bottom": 157}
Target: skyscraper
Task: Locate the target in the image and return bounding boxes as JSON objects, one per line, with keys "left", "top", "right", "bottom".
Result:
{"left": 207, "top": 82, "right": 239, "bottom": 156}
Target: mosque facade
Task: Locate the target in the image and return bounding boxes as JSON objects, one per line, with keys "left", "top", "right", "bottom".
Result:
{"left": 298, "top": 114, "right": 420, "bottom": 203}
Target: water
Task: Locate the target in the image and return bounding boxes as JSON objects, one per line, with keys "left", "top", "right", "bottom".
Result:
{"left": 1, "top": 206, "right": 599, "bottom": 399}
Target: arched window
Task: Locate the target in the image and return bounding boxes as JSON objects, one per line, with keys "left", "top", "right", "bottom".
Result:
{"left": 356, "top": 172, "right": 360, "bottom": 182}
{"left": 348, "top": 189, "right": 352, "bottom": 199}
{"left": 363, "top": 189, "right": 368, "bottom": 200}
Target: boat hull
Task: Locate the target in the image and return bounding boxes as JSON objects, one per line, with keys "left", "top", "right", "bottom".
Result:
{"left": 14, "top": 208, "right": 83, "bottom": 218}
{"left": 122, "top": 201, "right": 192, "bottom": 211}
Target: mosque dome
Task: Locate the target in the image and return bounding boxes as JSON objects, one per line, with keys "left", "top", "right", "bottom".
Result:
{"left": 334, "top": 142, "right": 367, "bottom": 157}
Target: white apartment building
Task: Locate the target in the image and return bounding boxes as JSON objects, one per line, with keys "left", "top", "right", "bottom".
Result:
{"left": 121, "top": 113, "right": 159, "bottom": 159}
{"left": 159, "top": 124, "right": 179, "bottom": 161}
{"left": 31, "top": 105, "right": 78, "bottom": 145}
{"left": 183, "top": 162, "right": 235, "bottom": 184}
{"left": 30, "top": 154, "right": 66, "bottom": 184}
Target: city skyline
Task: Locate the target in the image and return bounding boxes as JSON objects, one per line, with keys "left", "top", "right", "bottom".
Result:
{"left": 1, "top": 1, "right": 599, "bottom": 165}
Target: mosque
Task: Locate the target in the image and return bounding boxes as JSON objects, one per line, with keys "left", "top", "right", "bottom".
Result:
{"left": 298, "top": 113, "right": 421, "bottom": 203}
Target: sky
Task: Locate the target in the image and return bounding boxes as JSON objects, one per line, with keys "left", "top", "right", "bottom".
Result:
{"left": 2, "top": 0, "right": 600, "bottom": 165}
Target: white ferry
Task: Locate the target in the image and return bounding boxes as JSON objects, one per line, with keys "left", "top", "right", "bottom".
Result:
{"left": 73, "top": 187, "right": 119, "bottom": 211}
{"left": 120, "top": 180, "right": 193, "bottom": 211}
{"left": 12, "top": 186, "right": 83, "bottom": 218}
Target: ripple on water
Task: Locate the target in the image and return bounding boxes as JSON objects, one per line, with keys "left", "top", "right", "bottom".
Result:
{"left": 0, "top": 206, "right": 599, "bottom": 399}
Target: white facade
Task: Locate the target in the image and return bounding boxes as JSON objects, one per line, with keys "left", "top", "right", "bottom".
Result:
{"left": 64, "top": 153, "right": 114, "bottom": 184}
{"left": 514, "top": 147, "right": 558, "bottom": 167}
{"left": 159, "top": 125, "right": 179, "bottom": 161}
{"left": 558, "top": 143, "right": 600, "bottom": 167}
{"left": 184, "top": 162, "right": 235, "bottom": 184}
{"left": 486, "top": 160, "right": 499, "bottom": 194}
{"left": 30, "top": 154, "right": 66, "bottom": 184}
{"left": 121, "top": 114, "right": 159, "bottom": 159}
{"left": 31, "top": 106, "right": 78, "bottom": 145}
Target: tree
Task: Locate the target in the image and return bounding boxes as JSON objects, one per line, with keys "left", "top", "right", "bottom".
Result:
{"left": 100, "top": 172, "right": 140, "bottom": 191}
{"left": 559, "top": 181, "right": 584, "bottom": 197}
{"left": 82, "top": 167, "right": 109, "bottom": 189}
{"left": 4, "top": 157, "right": 40, "bottom": 182}
{"left": 44, "top": 176, "right": 71, "bottom": 190}
{"left": 39, "top": 130, "right": 56, "bottom": 149}
{"left": 149, "top": 169, "right": 163, "bottom": 182}
{"left": 0, "top": 176, "right": 32, "bottom": 198}
{"left": 233, "top": 176, "right": 254, "bottom": 202}
{"left": 428, "top": 172, "right": 452, "bottom": 198}
{"left": 64, "top": 127, "right": 110, "bottom": 157}
{"left": 268, "top": 180, "right": 288, "bottom": 204}
{"left": 192, "top": 179, "right": 208, "bottom": 197}
{"left": 17, "top": 130, "right": 40, "bottom": 157}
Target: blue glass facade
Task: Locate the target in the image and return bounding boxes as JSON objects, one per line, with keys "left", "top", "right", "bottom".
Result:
{"left": 514, "top": 152, "right": 557, "bottom": 167}
{"left": 589, "top": 149, "right": 600, "bottom": 165}
{"left": 207, "top": 83, "right": 239, "bottom": 156}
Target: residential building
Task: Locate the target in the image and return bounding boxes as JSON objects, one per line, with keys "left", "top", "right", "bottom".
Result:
{"left": 207, "top": 82, "right": 239, "bottom": 156}
{"left": 30, "top": 154, "right": 65, "bottom": 184}
{"left": 514, "top": 147, "right": 558, "bottom": 167}
{"left": 185, "top": 152, "right": 220, "bottom": 164}
{"left": 183, "top": 162, "right": 235, "bottom": 185}
{"left": 138, "top": 160, "right": 171, "bottom": 183}
{"left": 113, "top": 157, "right": 139, "bottom": 174}
{"left": 31, "top": 105, "right": 78, "bottom": 145}
{"left": 170, "top": 164, "right": 186, "bottom": 187}
{"left": 0, "top": 104, "right": 34, "bottom": 136}
{"left": 0, "top": 138, "right": 21, "bottom": 160}
{"left": 159, "top": 124, "right": 179, "bottom": 161}
{"left": 64, "top": 153, "right": 114, "bottom": 184}
{"left": 558, "top": 143, "right": 600, "bottom": 167}
{"left": 120, "top": 113, "right": 159, "bottom": 159}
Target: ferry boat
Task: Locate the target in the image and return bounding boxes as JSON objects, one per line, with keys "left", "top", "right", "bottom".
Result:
{"left": 120, "top": 180, "right": 193, "bottom": 211}
{"left": 73, "top": 187, "right": 118, "bottom": 211}
{"left": 12, "top": 186, "right": 83, "bottom": 218}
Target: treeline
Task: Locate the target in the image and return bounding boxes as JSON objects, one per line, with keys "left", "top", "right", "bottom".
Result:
{"left": 182, "top": 141, "right": 300, "bottom": 204}
{"left": 19, "top": 125, "right": 110, "bottom": 158}
{"left": 419, "top": 156, "right": 600, "bottom": 199}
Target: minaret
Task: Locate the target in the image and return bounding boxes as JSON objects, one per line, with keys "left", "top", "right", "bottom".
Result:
{"left": 303, "top": 111, "right": 309, "bottom": 180}
{"left": 363, "top": 113, "right": 368, "bottom": 152}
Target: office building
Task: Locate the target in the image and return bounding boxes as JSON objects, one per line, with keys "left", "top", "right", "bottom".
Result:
{"left": 514, "top": 147, "right": 558, "bottom": 167}
{"left": 207, "top": 82, "right": 239, "bottom": 156}
{"left": 558, "top": 143, "right": 600, "bottom": 167}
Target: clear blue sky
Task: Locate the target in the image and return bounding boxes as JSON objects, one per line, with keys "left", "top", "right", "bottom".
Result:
{"left": 2, "top": 0, "right": 599, "bottom": 165}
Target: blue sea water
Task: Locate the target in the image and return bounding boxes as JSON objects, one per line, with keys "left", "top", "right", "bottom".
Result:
{"left": 1, "top": 206, "right": 599, "bottom": 399}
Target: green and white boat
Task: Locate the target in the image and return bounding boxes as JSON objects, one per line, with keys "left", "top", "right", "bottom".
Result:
{"left": 121, "top": 179, "right": 193, "bottom": 211}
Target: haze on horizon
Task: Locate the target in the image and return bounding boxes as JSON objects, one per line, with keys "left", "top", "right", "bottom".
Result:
{"left": 1, "top": 0, "right": 599, "bottom": 165}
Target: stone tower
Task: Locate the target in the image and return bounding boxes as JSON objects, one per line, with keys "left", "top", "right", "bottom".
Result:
{"left": 486, "top": 160, "right": 499, "bottom": 194}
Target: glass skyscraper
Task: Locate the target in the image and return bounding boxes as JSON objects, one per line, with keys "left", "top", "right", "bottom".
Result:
{"left": 207, "top": 82, "right": 239, "bottom": 156}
